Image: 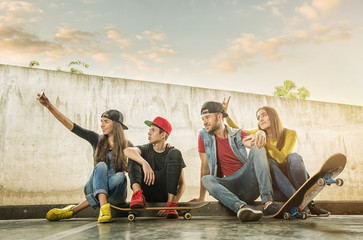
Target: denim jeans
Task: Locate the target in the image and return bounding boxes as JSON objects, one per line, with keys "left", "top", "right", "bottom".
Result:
{"left": 84, "top": 162, "right": 127, "bottom": 208}
{"left": 201, "top": 146, "right": 273, "bottom": 213}
{"left": 269, "top": 153, "right": 309, "bottom": 201}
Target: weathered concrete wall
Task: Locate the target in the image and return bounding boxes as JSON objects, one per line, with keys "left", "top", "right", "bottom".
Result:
{"left": 0, "top": 64, "right": 362, "bottom": 206}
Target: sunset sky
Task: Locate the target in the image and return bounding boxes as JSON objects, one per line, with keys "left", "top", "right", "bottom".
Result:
{"left": 0, "top": 0, "right": 362, "bottom": 106}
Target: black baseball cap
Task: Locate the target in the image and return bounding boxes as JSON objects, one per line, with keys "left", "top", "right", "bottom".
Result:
{"left": 201, "top": 101, "right": 228, "bottom": 118}
{"left": 101, "top": 110, "right": 128, "bottom": 130}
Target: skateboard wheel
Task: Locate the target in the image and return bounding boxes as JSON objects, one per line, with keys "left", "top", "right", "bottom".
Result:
{"left": 302, "top": 212, "right": 308, "bottom": 220}
{"left": 184, "top": 212, "right": 192, "bottom": 220}
{"left": 128, "top": 213, "right": 135, "bottom": 222}
{"left": 318, "top": 178, "right": 326, "bottom": 186}
{"left": 336, "top": 178, "right": 344, "bottom": 186}
{"left": 283, "top": 212, "right": 291, "bottom": 220}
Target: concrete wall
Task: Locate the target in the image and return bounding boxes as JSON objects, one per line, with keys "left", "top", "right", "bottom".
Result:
{"left": 0, "top": 64, "right": 362, "bottom": 206}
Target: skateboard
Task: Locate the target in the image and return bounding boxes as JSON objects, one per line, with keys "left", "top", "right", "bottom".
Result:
{"left": 111, "top": 202, "right": 210, "bottom": 222}
{"left": 274, "top": 153, "right": 346, "bottom": 220}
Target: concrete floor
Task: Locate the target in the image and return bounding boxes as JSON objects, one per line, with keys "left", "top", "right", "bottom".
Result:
{"left": 0, "top": 215, "right": 362, "bottom": 240}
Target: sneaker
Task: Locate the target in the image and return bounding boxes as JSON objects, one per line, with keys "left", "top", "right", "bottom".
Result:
{"left": 130, "top": 190, "right": 146, "bottom": 209}
{"left": 263, "top": 202, "right": 280, "bottom": 217}
{"left": 46, "top": 205, "right": 76, "bottom": 221}
{"left": 308, "top": 201, "right": 330, "bottom": 217}
{"left": 237, "top": 205, "right": 262, "bottom": 222}
{"left": 166, "top": 202, "right": 179, "bottom": 219}
{"left": 98, "top": 203, "right": 112, "bottom": 223}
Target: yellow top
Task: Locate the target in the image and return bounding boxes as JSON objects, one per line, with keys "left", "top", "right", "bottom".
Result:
{"left": 226, "top": 117, "right": 297, "bottom": 166}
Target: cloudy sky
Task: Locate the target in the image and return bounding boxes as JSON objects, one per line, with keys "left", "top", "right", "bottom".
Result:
{"left": 0, "top": 0, "right": 362, "bottom": 106}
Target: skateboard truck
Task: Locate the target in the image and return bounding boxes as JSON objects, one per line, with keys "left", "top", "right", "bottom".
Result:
{"left": 318, "top": 174, "right": 344, "bottom": 187}
{"left": 284, "top": 207, "right": 308, "bottom": 220}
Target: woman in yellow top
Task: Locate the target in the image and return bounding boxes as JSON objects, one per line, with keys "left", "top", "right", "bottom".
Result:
{"left": 222, "top": 96, "right": 329, "bottom": 216}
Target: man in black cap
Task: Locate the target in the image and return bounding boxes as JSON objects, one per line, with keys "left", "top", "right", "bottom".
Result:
{"left": 191, "top": 101, "right": 279, "bottom": 222}
{"left": 124, "top": 116, "right": 186, "bottom": 218}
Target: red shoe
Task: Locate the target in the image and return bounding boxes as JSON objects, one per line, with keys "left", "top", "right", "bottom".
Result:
{"left": 130, "top": 190, "right": 146, "bottom": 209}
{"left": 166, "top": 202, "right": 179, "bottom": 219}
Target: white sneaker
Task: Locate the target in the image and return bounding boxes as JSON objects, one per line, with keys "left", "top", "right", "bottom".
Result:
{"left": 237, "top": 205, "right": 262, "bottom": 222}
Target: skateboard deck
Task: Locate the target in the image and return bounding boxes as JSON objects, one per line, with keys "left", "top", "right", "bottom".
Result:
{"left": 274, "top": 153, "right": 346, "bottom": 220}
{"left": 111, "top": 202, "right": 210, "bottom": 221}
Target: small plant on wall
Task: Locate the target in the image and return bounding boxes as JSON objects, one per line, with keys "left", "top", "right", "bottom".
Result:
{"left": 57, "top": 60, "right": 89, "bottom": 74}
{"left": 273, "top": 80, "right": 310, "bottom": 100}
{"left": 29, "top": 60, "right": 40, "bottom": 68}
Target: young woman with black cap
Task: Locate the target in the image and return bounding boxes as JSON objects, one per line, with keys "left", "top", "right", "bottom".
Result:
{"left": 37, "top": 91, "right": 132, "bottom": 223}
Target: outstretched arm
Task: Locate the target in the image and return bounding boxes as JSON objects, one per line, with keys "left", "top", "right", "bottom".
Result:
{"left": 37, "top": 91, "right": 74, "bottom": 131}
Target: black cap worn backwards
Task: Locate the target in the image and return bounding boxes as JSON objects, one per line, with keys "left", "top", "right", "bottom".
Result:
{"left": 200, "top": 101, "right": 228, "bottom": 118}
{"left": 101, "top": 110, "right": 128, "bottom": 130}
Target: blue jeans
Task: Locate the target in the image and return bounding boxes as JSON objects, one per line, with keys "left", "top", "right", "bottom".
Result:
{"left": 269, "top": 153, "right": 309, "bottom": 202}
{"left": 84, "top": 162, "right": 127, "bottom": 209}
{"left": 201, "top": 146, "right": 273, "bottom": 213}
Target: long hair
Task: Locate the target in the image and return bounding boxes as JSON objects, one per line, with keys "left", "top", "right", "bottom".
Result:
{"left": 256, "top": 106, "right": 286, "bottom": 151}
{"left": 93, "top": 122, "right": 128, "bottom": 172}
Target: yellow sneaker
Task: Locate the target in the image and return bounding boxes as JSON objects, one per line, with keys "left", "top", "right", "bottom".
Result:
{"left": 46, "top": 205, "right": 76, "bottom": 221}
{"left": 98, "top": 203, "right": 112, "bottom": 223}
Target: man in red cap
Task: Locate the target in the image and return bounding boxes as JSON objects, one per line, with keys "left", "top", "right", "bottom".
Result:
{"left": 124, "top": 116, "right": 186, "bottom": 218}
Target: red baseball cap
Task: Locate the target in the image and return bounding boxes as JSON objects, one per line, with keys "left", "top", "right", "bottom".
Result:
{"left": 144, "top": 116, "right": 172, "bottom": 135}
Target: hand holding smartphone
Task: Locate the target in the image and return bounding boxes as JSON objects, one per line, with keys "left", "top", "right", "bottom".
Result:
{"left": 39, "top": 88, "right": 45, "bottom": 97}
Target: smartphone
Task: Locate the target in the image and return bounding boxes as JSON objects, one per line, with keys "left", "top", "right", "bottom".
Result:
{"left": 40, "top": 88, "right": 45, "bottom": 97}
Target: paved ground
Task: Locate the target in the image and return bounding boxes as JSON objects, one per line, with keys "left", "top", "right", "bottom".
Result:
{"left": 1, "top": 215, "right": 362, "bottom": 240}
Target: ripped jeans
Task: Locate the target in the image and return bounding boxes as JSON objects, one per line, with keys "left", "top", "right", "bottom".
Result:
{"left": 84, "top": 162, "right": 127, "bottom": 208}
